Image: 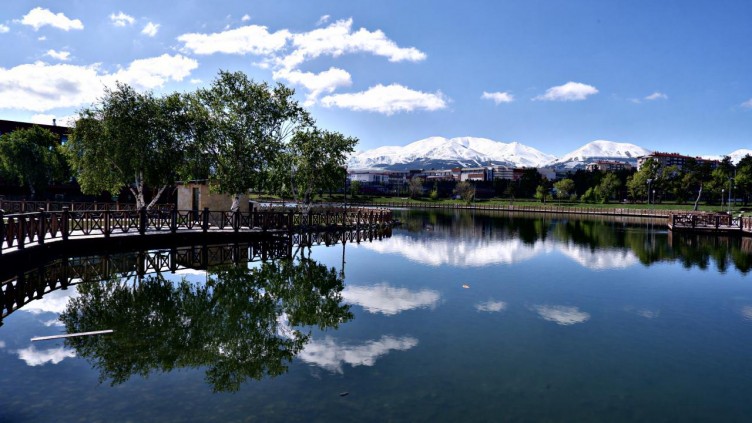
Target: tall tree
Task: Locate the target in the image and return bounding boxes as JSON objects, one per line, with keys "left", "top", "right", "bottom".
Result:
{"left": 67, "top": 84, "right": 189, "bottom": 209}
{"left": 186, "top": 71, "right": 312, "bottom": 202}
{"left": 553, "top": 178, "right": 576, "bottom": 201}
{"left": 408, "top": 177, "right": 425, "bottom": 199}
{"left": 281, "top": 128, "right": 357, "bottom": 207}
{"left": 596, "top": 172, "right": 621, "bottom": 203}
{"left": 0, "top": 125, "right": 68, "bottom": 198}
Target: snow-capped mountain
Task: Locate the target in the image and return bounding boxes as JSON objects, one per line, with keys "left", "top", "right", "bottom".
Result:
{"left": 348, "top": 136, "right": 556, "bottom": 170}
{"left": 701, "top": 149, "right": 752, "bottom": 165}
{"left": 555, "top": 140, "right": 652, "bottom": 163}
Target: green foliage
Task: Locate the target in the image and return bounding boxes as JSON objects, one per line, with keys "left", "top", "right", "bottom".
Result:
{"left": 0, "top": 125, "right": 68, "bottom": 198}
{"left": 429, "top": 182, "right": 439, "bottom": 200}
{"left": 408, "top": 177, "right": 425, "bottom": 198}
{"left": 596, "top": 172, "right": 621, "bottom": 203}
{"left": 67, "top": 83, "right": 189, "bottom": 209}
{"left": 349, "top": 180, "right": 361, "bottom": 197}
{"left": 186, "top": 71, "right": 312, "bottom": 197}
{"left": 283, "top": 128, "right": 357, "bottom": 206}
{"left": 553, "top": 178, "right": 575, "bottom": 200}
{"left": 534, "top": 184, "right": 549, "bottom": 203}
{"left": 454, "top": 180, "right": 475, "bottom": 204}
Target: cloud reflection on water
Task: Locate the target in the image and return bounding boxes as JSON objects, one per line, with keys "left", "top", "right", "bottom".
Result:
{"left": 343, "top": 283, "right": 440, "bottom": 315}
{"left": 359, "top": 236, "right": 637, "bottom": 270}
{"left": 298, "top": 335, "right": 418, "bottom": 373}
{"left": 532, "top": 305, "right": 590, "bottom": 325}
{"left": 475, "top": 300, "right": 507, "bottom": 312}
{"left": 16, "top": 345, "right": 76, "bottom": 366}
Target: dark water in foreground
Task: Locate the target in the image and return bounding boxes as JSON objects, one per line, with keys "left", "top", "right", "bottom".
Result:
{"left": 2, "top": 210, "right": 752, "bottom": 422}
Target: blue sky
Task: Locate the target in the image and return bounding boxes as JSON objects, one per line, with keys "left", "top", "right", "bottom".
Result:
{"left": 1, "top": 0, "right": 750, "bottom": 157}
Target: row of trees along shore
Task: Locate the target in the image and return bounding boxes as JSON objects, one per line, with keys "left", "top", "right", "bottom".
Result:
{"left": 0, "top": 71, "right": 357, "bottom": 210}
{"left": 384, "top": 155, "right": 752, "bottom": 208}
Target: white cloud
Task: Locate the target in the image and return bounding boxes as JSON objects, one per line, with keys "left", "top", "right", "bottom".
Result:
{"left": 0, "top": 24, "right": 9, "bottom": 33}
{"left": 30, "top": 113, "right": 76, "bottom": 126}
{"left": 110, "top": 12, "right": 135, "bottom": 27}
{"left": 280, "top": 18, "right": 426, "bottom": 70}
{"left": 16, "top": 345, "right": 76, "bottom": 366}
{"left": 38, "top": 36, "right": 46, "bottom": 41}
{"left": 342, "top": 283, "right": 440, "bottom": 315}
{"left": 532, "top": 305, "right": 590, "bottom": 325}
{"left": 190, "top": 78, "right": 202, "bottom": 84}
{"left": 0, "top": 340, "right": 5, "bottom": 349}
{"left": 141, "top": 22, "right": 160, "bottom": 37}
{"left": 482, "top": 91, "right": 514, "bottom": 104}
{"left": 0, "top": 54, "right": 197, "bottom": 112}
{"left": 475, "top": 300, "right": 507, "bottom": 312}
{"left": 273, "top": 67, "right": 352, "bottom": 105}
{"left": 321, "top": 84, "right": 447, "bottom": 115}
{"left": 18, "top": 287, "right": 78, "bottom": 314}
{"left": 645, "top": 91, "right": 668, "bottom": 101}
{"left": 19, "top": 7, "right": 83, "bottom": 31}
{"left": 317, "top": 15, "right": 331, "bottom": 26}
{"left": 297, "top": 335, "right": 418, "bottom": 373}
{"left": 534, "top": 81, "right": 598, "bottom": 102}
{"left": 110, "top": 53, "right": 198, "bottom": 89}
{"left": 45, "top": 49, "right": 70, "bottom": 61}
{"left": 178, "top": 25, "right": 291, "bottom": 56}
{"left": 741, "top": 99, "right": 752, "bottom": 109}
{"left": 241, "top": 14, "right": 251, "bottom": 22}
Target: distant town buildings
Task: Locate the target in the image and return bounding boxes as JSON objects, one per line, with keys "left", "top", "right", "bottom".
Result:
{"left": 637, "top": 152, "right": 719, "bottom": 170}
{"left": 585, "top": 160, "right": 633, "bottom": 172}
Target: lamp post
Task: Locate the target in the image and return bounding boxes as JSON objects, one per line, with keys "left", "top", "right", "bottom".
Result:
{"left": 728, "top": 177, "right": 734, "bottom": 214}
{"left": 722, "top": 189, "right": 725, "bottom": 208}
{"left": 646, "top": 179, "right": 653, "bottom": 204}
{"left": 652, "top": 189, "right": 656, "bottom": 206}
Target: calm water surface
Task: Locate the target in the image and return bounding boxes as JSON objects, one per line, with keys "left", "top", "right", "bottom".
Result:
{"left": 2, "top": 209, "right": 752, "bottom": 422}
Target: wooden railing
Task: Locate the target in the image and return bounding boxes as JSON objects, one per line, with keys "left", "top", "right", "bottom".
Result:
{"left": 669, "top": 212, "right": 752, "bottom": 232}
{"left": 0, "top": 206, "right": 392, "bottom": 254}
{"left": 0, "top": 199, "right": 173, "bottom": 213}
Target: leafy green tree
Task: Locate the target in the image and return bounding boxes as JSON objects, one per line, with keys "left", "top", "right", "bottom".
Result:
{"left": 534, "top": 184, "right": 549, "bottom": 203}
{"left": 517, "top": 168, "right": 542, "bottom": 198}
{"left": 0, "top": 125, "right": 68, "bottom": 198}
{"left": 627, "top": 158, "right": 660, "bottom": 202}
{"left": 349, "top": 180, "right": 361, "bottom": 197}
{"left": 186, "top": 71, "right": 312, "bottom": 203}
{"left": 67, "top": 84, "right": 189, "bottom": 209}
{"left": 453, "top": 180, "right": 475, "bottom": 204}
{"left": 408, "top": 177, "right": 425, "bottom": 198}
{"left": 282, "top": 128, "right": 357, "bottom": 207}
{"left": 735, "top": 154, "right": 752, "bottom": 206}
{"left": 594, "top": 172, "right": 621, "bottom": 203}
{"left": 553, "top": 178, "right": 575, "bottom": 201}
{"left": 429, "top": 181, "right": 439, "bottom": 200}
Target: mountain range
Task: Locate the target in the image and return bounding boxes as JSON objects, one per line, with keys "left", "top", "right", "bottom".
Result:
{"left": 347, "top": 137, "right": 751, "bottom": 170}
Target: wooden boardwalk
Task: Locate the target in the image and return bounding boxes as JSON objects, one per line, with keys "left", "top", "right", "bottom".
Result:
{"left": 667, "top": 212, "right": 752, "bottom": 236}
{"left": 0, "top": 206, "right": 392, "bottom": 257}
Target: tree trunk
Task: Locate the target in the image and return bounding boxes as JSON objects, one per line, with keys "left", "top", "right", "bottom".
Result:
{"left": 146, "top": 185, "right": 170, "bottom": 211}
{"left": 693, "top": 184, "right": 702, "bottom": 211}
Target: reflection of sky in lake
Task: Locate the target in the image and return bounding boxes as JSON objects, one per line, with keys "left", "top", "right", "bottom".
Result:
{"left": 2, "top": 211, "right": 752, "bottom": 421}
{"left": 359, "top": 235, "right": 638, "bottom": 270}
{"left": 342, "top": 283, "right": 440, "bottom": 315}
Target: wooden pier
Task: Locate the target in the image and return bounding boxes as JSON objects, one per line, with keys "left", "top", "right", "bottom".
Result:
{"left": 667, "top": 212, "right": 752, "bottom": 236}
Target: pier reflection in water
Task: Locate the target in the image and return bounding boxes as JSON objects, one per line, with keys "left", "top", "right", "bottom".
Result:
{"left": 3, "top": 211, "right": 752, "bottom": 421}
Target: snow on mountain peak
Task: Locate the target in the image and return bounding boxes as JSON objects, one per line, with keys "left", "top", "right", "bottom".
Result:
{"left": 347, "top": 136, "right": 556, "bottom": 169}
{"left": 557, "top": 140, "right": 652, "bottom": 163}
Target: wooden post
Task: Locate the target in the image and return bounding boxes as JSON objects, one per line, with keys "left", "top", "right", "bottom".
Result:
{"left": 62, "top": 207, "right": 70, "bottom": 241}
{"left": 18, "top": 215, "right": 26, "bottom": 249}
{"left": 170, "top": 206, "right": 177, "bottom": 234}
{"left": 202, "top": 207, "right": 209, "bottom": 232}
{"left": 139, "top": 206, "right": 147, "bottom": 235}
{"left": 0, "top": 209, "right": 4, "bottom": 254}
{"left": 103, "top": 204, "right": 111, "bottom": 238}
{"left": 233, "top": 210, "right": 240, "bottom": 233}
{"left": 38, "top": 208, "right": 46, "bottom": 245}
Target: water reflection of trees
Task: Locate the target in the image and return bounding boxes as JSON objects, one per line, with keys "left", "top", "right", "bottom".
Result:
{"left": 394, "top": 210, "right": 752, "bottom": 273}
{"left": 60, "top": 258, "right": 352, "bottom": 392}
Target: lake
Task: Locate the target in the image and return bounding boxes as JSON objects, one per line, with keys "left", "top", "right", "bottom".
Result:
{"left": 1, "top": 209, "right": 751, "bottom": 422}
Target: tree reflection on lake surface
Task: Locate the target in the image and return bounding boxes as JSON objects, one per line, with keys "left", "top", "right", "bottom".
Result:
{"left": 59, "top": 257, "right": 352, "bottom": 392}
